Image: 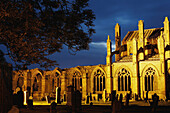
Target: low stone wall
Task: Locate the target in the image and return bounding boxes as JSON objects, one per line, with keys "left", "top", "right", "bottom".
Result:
{"left": 0, "top": 62, "right": 13, "bottom": 113}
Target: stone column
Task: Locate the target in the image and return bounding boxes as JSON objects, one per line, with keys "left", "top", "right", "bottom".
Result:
{"left": 24, "top": 71, "right": 27, "bottom": 91}
{"left": 133, "top": 38, "right": 139, "bottom": 96}
{"left": 82, "top": 72, "right": 87, "bottom": 100}
{"left": 41, "top": 77, "right": 45, "bottom": 97}
{"left": 61, "top": 71, "right": 66, "bottom": 98}
{"left": 158, "top": 31, "right": 166, "bottom": 100}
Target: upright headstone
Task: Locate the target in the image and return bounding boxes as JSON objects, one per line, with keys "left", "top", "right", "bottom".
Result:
{"left": 46, "top": 95, "right": 51, "bottom": 103}
{"left": 55, "top": 87, "right": 58, "bottom": 103}
{"left": 119, "top": 93, "right": 123, "bottom": 106}
{"left": 86, "top": 96, "right": 90, "bottom": 104}
{"left": 111, "top": 90, "right": 116, "bottom": 106}
{"left": 72, "top": 90, "right": 81, "bottom": 113}
{"left": 125, "top": 93, "right": 130, "bottom": 106}
{"left": 57, "top": 87, "right": 61, "bottom": 104}
{"left": 112, "top": 97, "right": 118, "bottom": 113}
{"left": 67, "top": 86, "right": 74, "bottom": 106}
{"left": 102, "top": 89, "right": 106, "bottom": 102}
{"left": 15, "top": 87, "right": 20, "bottom": 94}
{"left": 27, "top": 96, "right": 33, "bottom": 109}
{"left": 50, "top": 102, "right": 57, "bottom": 113}
{"left": 24, "top": 91, "right": 27, "bottom": 105}
{"left": 17, "top": 88, "right": 24, "bottom": 108}
{"left": 63, "top": 91, "right": 66, "bottom": 102}
{"left": 145, "top": 91, "right": 148, "bottom": 102}
{"left": 151, "top": 93, "right": 159, "bottom": 113}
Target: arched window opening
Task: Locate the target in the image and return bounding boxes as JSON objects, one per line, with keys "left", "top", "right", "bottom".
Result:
{"left": 33, "top": 73, "right": 42, "bottom": 91}
{"left": 17, "top": 77, "right": 24, "bottom": 88}
{"left": 118, "top": 68, "right": 131, "bottom": 91}
{"left": 56, "top": 72, "right": 61, "bottom": 88}
{"left": 52, "top": 79, "right": 55, "bottom": 92}
{"left": 144, "top": 67, "right": 155, "bottom": 91}
{"left": 93, "top": 69, "right": 105, "bottom": 92}
{"left": 72, "top": 71, "right": 82, "bottom": 91}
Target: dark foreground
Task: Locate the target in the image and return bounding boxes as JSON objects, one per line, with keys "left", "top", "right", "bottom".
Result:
{"left": 20, "top": 101, "right": 170, "bottom": 113}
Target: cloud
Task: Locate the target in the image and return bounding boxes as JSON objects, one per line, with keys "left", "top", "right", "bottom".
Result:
{"left": 90, "top": 41, "right": 115, "bottom": 50}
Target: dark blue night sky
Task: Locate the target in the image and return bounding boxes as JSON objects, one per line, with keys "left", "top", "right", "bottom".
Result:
{"left": 1, "top": 0, "right": 170, "bottom": 70}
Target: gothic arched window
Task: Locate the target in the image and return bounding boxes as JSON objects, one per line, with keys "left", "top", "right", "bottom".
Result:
{"left": 33, "top": 73, "right": 42, "bottom": 91}
{"left": 72, "top": 71, "right": 82, "bottom": 91}
{"left": 118, "top": 68, "right": 131, "bottom": 91}
{"left": 93, "top": 69, "right": 105, "bottom": 92}
{"left": 145, "top": 67, "right": 155, "bottom": 91}
{"left": 56, "top": 72, "right": 61, "bottom": 88}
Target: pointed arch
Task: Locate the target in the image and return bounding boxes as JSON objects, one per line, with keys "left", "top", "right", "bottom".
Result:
{"left": 91, "top": 66, "right": 106, "bottom": 93}
{"left": 114, "top": 65, "right": 133, "bottom": 77}
{"left": 70, "top": 67, "right": 83, "bottom": 91}
{"left": 141, "top": 64, "right": 159, "bottom": 91}
{"left": 115, "top": 65, "right": 132, "bottom": 91}
{"left": 141, "top": 63, "right": 160, "bottom": 77}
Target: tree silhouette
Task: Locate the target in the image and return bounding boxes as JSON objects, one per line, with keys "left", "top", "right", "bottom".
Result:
{"left": 0, "top": 0, "right": 95, "bottom": 69}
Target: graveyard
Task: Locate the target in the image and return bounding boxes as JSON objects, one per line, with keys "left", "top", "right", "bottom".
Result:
{"left": 15, "top": 88, "right": 170, "bottom": 113}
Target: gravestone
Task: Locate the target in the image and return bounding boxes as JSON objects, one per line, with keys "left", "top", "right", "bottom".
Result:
{"left": 24, "top": 91, "right": 27, "bottom": 105}
{"left": 119, "top": 93, "right": 123, "bottom": 106}
{"left": 55, "top": 87, "right": 61, "bottom": 104}
{"left": 15, "top": 87, "right": 20, "bottom": 94}
{"left": 135, "top": 93, "right": 138, "bottom": 101}
{"left": 67, "top": 86, "right": 74, "bottom": 106}
{"left": 145, "top": 91, "right": 148, "bottom": 102}
{"left": 102, "top": 89, "right": 106, "bottom": 102}
{"left": 46, "top": 95, "right": 51, "bottom": 103}
{"left": 50, "top": 102, "right": 57, "bottom": 113}
{"left": 125, "top": 93, "right": 130, "bottom": 106}
{"left": 17, "top": 88, "right": 24, "bottom": 108}
{"left": 112, "top": 97, "right": 119, "bottom": 113}
{"left": 27, "top": 96, "right": 33, "bottom": 109}
{"left": 90, "top": 93, "right": 92, "bottom": 101}
{"left": 13, "top": 93, "right": 18, "bottom": 105}
{"left": 72, "top": 90, "right": 81, "bottom": 113}
{"left": 151, "top": 93, "right": 159, "bottom": 112}
{"left": 86, "top": 96, "right": 90, "bottom": 104}
{"left": 111, "top": 90, "right": 116, "bottom": 106}
{"left": 63, "top": 91, "right": 66, "bottom": 102}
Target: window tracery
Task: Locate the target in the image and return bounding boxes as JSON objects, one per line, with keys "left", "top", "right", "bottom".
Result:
{"left": 93, "top": 69, "right": 105, "bottom": 92}
{"left": 118, "top": 68, "right": 131, "bottom": 91}
{"left": 144, "top": 67, "right": 155, "bottom": 91}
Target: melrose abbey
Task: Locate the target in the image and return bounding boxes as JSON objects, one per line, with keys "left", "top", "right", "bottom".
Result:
{"left": 12, "top": 17, "right": 170, "bottom": 101}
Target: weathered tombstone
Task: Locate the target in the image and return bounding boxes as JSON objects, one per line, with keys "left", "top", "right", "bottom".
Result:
{"left": 55, "top": 87, "right": 58, "bottom": 103}
{"left": 135, "top": 93, "right": 138, "bottom": 101}
{"left": 102, "top": 89, "right": 106, "bottom": 102}
{"left": 151, "top": 93, "right": 159, "bottom": 113}
{"left": 27, "top": 96, "right": 33, "bottom": 109}
{"left": 72, "top": 90, "right": 81, "bottom": 113}
{"left": 17, "top": 88, "right": 24, "bottom": 108}
{"left": 24, "top": 91, "right": 27, "bottom": 105}
{"left": 125, "top": 93, "right": 130, "bottom": 106}
{"left": 46, "top": 95, "right": 51, "bottom": 103}
{"left": 63, "top": 91, "right": 66, "bottom": 102}
{"left": 90, "top": 102, "right": 93, "bottom": 106}
{"left": 90, "top": 93, "right": 92, "bottom": 101}
{"left": 119, "top": 93, "right": 123, "bottom": 106}
{"left": 57, "top": 87, "right": 61, "bottom": 104}
{"left": 111, "top": 90, "right": 116, "bottom": 106}
{"left": 15, "top": 87, "right": 20, "bottom": 94}
{"left": 145, "top": 91, "right": 148, "bottom": 102}
{"left": 67, "top": 85, "right": 74, "bottom": 106}
{"left": 50, "top": 102, "right": 57, "bottom": 113}
{"left": 13, "top": 92, "right": 18, "bottom": 105}
{"left": 86, "top": 96, "right": 90, "bottom": 104}
{"left": 112, "top": 96, "right": 119, "bottom": 113}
